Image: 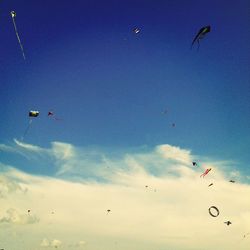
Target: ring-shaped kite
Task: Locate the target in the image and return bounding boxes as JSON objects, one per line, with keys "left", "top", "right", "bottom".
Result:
{"left": 208, "top": 206, "right": 219, "bottom": 217}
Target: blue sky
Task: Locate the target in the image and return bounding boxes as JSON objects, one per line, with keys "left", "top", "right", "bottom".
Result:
{"left": 1, "top": 0, "right": 249, "bottom": 173}
{"left": 0, "top": 2, "right": 250, "bottom": 248}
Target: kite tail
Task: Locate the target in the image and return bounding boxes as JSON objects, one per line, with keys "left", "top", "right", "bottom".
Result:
{"left": 49, "top": 116, "right": 62, "bottom": 121}
{"left": 197, "top": 40, "right": 200, "bottom": 51}
{"left": 12, "top": 17, "right": 26, "bottom": 60}
{"left": 21, "top": 119, "right": 32, "bottom": 141}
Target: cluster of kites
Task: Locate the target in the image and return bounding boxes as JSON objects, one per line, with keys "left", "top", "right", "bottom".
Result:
{"left": 14, "top": 17, "right": 210, "bottom": 139}
{"left": 22, "top": 110, "right": 61, "bottom": 140}
{"left": 192, "top": 161, "right": 235, "bottom": 226}
{"left": 7, "top": 9, "right": 211, "bottom": 60}
{"left": 8, "top": 11, "right": 210, "bottom": 135}
{"left": 133, "top": 25, "right": 211, "bottom": 50}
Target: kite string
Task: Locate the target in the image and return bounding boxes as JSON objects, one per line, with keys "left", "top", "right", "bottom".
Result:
{"left": 21, "top": 119, "right": 32, "bottom": 141}
{"left": 12, "top": 16, "right": 26, "bottom": 60}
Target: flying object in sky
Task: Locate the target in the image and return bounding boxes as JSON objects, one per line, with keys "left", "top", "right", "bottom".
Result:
{"left": 229, "top": 180, "right": 235, "bottom": 183}
{"left": 208, "top": 183, "right": 213, "bottom": 187}
{"left": 243, "top": 233, "right": 250, "bottom": 238}
{"left": 133, "top": 27, "right": 140, "bottom": 34}
{"left": 200, "top": 168, "right": 212, "bottom": 178}
{"left": 107, "top": 209, "right": 111, "bottom": 214}
{"left": 48, "top": 111, "right": 62, "bottom": 121}
{"left": 224, "top": 221, "right": 232, "bottom": 226}
{"left": 29, "top": 111, "right": 39, "bottom": 117}
{"left": 10, "top": 11, "right": 26, "bottom": 60}
{"left": 191, "top": 25, "right": 211, "bottom": 50}
{"left": 192, "top": 162, "right": 198, "bottom": 166}
{"left": 208, "top": 206, "right": 219, "bottom": 217}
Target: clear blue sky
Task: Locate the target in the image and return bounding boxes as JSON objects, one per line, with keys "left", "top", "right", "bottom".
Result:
{"left": 1, "top": 0, "right": 249, "bottom": 175}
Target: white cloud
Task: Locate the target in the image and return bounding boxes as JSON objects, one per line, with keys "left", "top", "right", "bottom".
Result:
{"left": 0, "top": 175, "right": 27, "bottom": 198}
{"left": 51, "top": 142, "right": 75, "bottom": 161}
{"left": 51, "top": 239, "right": 62, "bottom": 248}
{"left": 0, "top": 208, "right": 39, "bottom": 225}
{"left": 78, "top": 241, "right": 86, "bottom": 246}
{"left": 156, "top": 144, "right": 192, "bottom": 164}
{"left": 0, "top": 143, "right": 18, "bottom": 153}
{"left": 0, "top": 142, "right": 250, "bottom": 250}
{"left": 40, "top": 238, "right": 50, "bottom": 247}
{"left": 40, "top": 238, "right": 62, "bottom": 248}
{"left": 14, "top": 139, "right": 45, "bottom": 153}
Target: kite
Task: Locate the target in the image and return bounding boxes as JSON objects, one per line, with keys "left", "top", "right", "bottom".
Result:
{"left": 10, "top": 11, "right": 26, "bottom": 60}
{"left": 229, "top": 180, "right": 235, "bottom": 183}
{"left": 224, "top": 221, "right": 232, "bottom": 226}
{"left": 27, "top": 209, "right": 31, "bottom": 213}
{"left": 208, "top": 183, "right": 213, "bottom": 187}
{"left": 208, "top": 206, "right": 219, "bottom": 217}
{"left": 133, "top": 28, "right": 140, "bottom": 34}
{"left": 172, "top": 123, "right": 176, "bottom": 127}
{"left": 107, "top": 209, "right": 111, "bottom": 214}
{"left": 48, "top": 111, "right": 62, "bottom": 121}
{"left": 200, "top": 168, "right": 211, "bottom": 178}
{"left": 191, "top": 25, "right": 211, "bottom": 50}
{"left": 29, "top": 111, "right": 39, "bottom": 117}
{"left": 192, "top": 162, "right": 198, "bottom": 167}
{"left": 22, "top": 110, "right": 39, "bottom": 140}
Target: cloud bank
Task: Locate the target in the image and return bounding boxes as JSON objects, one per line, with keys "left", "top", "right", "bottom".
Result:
{"left": 0, "top": 140, "right": 250, "bottom": 250}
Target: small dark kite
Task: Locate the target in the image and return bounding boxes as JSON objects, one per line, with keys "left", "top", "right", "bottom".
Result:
{"left": 191, "top": 26, "right": 211, "bottom": 50}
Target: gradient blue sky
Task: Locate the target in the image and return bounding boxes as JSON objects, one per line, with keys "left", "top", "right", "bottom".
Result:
{"left": 0, "top": 0, "right": 250, "bottom": 175}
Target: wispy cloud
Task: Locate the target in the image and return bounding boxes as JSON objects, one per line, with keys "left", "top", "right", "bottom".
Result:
{"left": 156, "top": 144, "right": 193, "bottom": 164}
{"left": 14, "top": 139, "right": 45, "bottom": 153}
{"left": 1, "top": 140, "right": 244, "bottom": 181}
{"left": 51, "top": 142, "right": 75, "bottom": 160}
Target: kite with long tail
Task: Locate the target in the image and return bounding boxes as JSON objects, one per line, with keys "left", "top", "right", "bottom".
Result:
{"left": 48, "top": 111, "right": 62, "bottom": 121}
{"left": 10, "top": 11, "right": 26, "bottom": 60}
{"left": 191, "top": 25, "right": 211, "bottom": 50}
